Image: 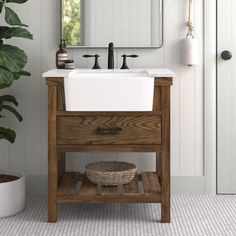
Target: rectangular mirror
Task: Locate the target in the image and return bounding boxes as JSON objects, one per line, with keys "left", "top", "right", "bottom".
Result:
{"left": 61, "top": 0, "right": 163, "bottom": 48}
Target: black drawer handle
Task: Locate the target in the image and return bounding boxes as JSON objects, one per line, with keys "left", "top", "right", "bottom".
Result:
{"left": 96, "top": 127, "right": 122, "bottom": 135}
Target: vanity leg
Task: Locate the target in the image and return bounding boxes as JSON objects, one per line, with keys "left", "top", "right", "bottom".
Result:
{"left": 161, "top": 151, "right": 170, "bottom": 223}
{"left": 58, "top": 152, "right": 65, "bottom": 187}
{"left": 161, "top": 86, "right": 170, "bottom": 223}
{"left": 48, "top": 85, "right": 58, "bottom": 223}
{"left": 48, "top": 151, "right": 58, "bottom": 223}
{"left": 156, "top": 152, "right": 162, "bottom": 184}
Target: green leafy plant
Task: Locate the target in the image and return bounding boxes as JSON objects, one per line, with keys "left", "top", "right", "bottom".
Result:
{"left": 0, "top": 0, "right": 33, "bottom": 143}
{"left": 62, "top": 0, "right": 80, "bottom": 46}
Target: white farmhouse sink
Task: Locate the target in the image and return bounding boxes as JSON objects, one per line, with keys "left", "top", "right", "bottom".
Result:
{"left": 64, "top": 70, "right": 154, "bottom": 111}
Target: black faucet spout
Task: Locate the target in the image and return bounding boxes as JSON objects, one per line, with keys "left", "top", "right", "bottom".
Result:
{"left": 108, "top": 42, "right": 114, "bottom": 69}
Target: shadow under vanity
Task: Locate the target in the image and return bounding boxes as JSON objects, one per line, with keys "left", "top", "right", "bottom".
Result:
{"left": 43, "top": 68, "right": 174, "bottom": 223}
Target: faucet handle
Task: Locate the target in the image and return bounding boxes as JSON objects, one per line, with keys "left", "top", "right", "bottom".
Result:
{"left": 83, "top": 54, "right": 101, "bottom": 69}
{"left": 120, "top": 54, "right": 139, "bottom": 69}
{"left": 126, "top": 54, "right": 139, "bottom": 58}
{"left": 83, "top": 54, "right": 97, "bottom": 58}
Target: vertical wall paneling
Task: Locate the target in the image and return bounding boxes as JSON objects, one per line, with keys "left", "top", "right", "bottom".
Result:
{"left": 73, "top": 50, "right": 86, "bottom": 68}
{"left": 117, "top": 153, "right": 132, "bottom": 167}
{"left": 132, "top": 153, "right": 156, "bottom": 173}
{"left": 203, "top": 0, "right": 217, "bottom": 194}
{"left": 101, "top": 0, "right": 113, "bottom": 44}
{"left": 0, "top": 10, "right": 10, "bottom": 169}
{"left": 1, "top": 0, "right": 204, "bottom": 178}
{"left": 151, "top": 0, "right": 161, "bottom": 46}
{"left": 179, "top": 0, "right": 196, "bottom": 175}
{"left": 164, "top": 0, "right": 180, "bottom": 176}
{"left": 113, "top": 0, "right": 121, "bottom": 45}
{"left": 83, "top": 0, "right": 92, "bottom": 46}
{"left": 24, "top": 0, "right": 42, "bottom": 175}
{"left": 133, "top": 48, "right": 164, "bottom": 68}
{"left": 66, "top": 153, "right": 89, "bottom": 172}
{"left": 0, "top": 16, "right": 10, "bottom": 169}
{"left": 42, "top": 0, "right": 61, "bottom": 175}
{"left": 83, "top": 0, "right": 155, "bottom": 47}
{"left": 9, "top": 0, "right": 42, "bottom": 174}
{"left": 194, "top": 0, "right": 204, "bottom": 175}
{"left": 0, "top": 139, "right": 10, "bottom": 169}
{"left": 0, "top": 89, "right": 10, "bottom": 168}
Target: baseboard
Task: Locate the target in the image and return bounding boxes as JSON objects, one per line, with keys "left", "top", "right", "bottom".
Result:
{"left": 26, "top": 175, "right": 48, "bottom": 195}
{"left": 171, "top": 176, "right": 205, "bottom": 194}
{"left": 26, "top": 175, "right": 205, "bottom": 196}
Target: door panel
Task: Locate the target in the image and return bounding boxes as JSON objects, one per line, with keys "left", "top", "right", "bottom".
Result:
{"left": 217, "top": 0, "right": 236, "bottom": 193}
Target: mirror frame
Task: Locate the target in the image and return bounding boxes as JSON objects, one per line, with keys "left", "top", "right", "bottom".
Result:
{"left": 60, "top": 0, "right": 164, "bottom": 49}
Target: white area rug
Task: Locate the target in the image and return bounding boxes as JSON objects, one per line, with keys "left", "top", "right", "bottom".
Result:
{"left": 0, "top": 195, "right": 236, "bottom": 236}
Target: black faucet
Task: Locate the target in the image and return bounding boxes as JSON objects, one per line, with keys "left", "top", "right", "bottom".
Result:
{"left": 83, "top": 54, "right": 101, "bottom": 69}
{"left": 120, "top": 54, "right": 139, "bottom": 69}
{"left": 108, "top": 42, "right": 114, "bottom": 69}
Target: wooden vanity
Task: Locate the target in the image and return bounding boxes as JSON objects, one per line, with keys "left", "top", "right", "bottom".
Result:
{"left": 44, "top": 70, "right": 173, "bottom": 223}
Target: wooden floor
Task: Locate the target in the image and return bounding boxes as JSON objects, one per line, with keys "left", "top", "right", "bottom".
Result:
{"left": 57, "top": 172, "right": 162, "bottom": 203}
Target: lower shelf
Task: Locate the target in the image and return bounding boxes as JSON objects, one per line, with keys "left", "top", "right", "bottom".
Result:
{"left": 57, "top": 172, "right": 162, "bottom": 203}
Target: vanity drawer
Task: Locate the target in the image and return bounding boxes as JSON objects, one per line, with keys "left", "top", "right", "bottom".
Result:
{"left": 57, "top": 116, "right": 161, "bottom": 145}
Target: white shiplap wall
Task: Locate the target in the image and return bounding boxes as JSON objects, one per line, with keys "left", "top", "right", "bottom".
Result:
{"left": 83, "top": 0, "right": 160, "bottom": 47}
{"left": 0, "top": 0, "right": 203, "bottom": 177}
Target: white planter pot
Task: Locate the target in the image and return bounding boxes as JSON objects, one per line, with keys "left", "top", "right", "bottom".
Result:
{"left": 0, "top": 170, "right": 25, "bottom": 218}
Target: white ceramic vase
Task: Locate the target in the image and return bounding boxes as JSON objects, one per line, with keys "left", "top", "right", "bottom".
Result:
{"left": 182, "top": 38, "right": 199, "bottom": 66}
{"left": 0, "top": 170, "right": 25, "bottom": 218}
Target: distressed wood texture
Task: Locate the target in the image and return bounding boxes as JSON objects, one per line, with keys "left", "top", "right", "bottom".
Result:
{"left": 46, "top": 77, "right": 172, "bottom": 223}
{"left": 79, "top": 174, "right": 97, "bottom": 195}
{"left": 57, "top": 116, "right": 162, "bottom": 145}
{"left": 56, "top": 172, "right": 161, "bottom": 203}
{"left": 123, "top": 174, "right": 139, "bottom": 195}
{"left": 161, "top": 86, "right": 171, "bottom": 223}
{"left": 57, "top": 144, "right": 162, "bottom": 153}
{"left": 142, "top": 172, "right": 161, "bottom": 194}
{"left": 57, "top": 152, "right": 65, "bottom": 187}
{"left": 47, "top": 84, "right": 58, "bottom": 223}
{"left": 57, "top": 172, "right": 79, "bottom": 195}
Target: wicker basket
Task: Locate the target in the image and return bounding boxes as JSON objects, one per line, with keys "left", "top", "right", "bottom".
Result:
{"left": 85, "top": 161, "right": 137, "bottom": 186}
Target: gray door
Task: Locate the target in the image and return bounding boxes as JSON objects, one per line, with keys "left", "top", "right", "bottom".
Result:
{"left": 217, "top": 0, "right": 236, "bottom": 193}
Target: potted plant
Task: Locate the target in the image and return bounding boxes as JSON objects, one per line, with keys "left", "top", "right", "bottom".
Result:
{"left": 0, "top": 0, "right": 32, "bottom": 217}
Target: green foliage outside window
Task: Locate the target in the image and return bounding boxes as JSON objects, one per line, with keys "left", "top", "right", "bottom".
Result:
{"left": 62, "top": 0, "right": 80, "bottom": 46}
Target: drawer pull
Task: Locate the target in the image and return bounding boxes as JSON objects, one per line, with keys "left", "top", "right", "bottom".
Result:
{"left": 96, "top": 127, "right": 122, "bottom": 135}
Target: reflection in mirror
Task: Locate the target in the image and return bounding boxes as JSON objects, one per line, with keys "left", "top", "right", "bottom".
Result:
{"left": 61, "top": 0, "right": 163, "bottom": 48}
